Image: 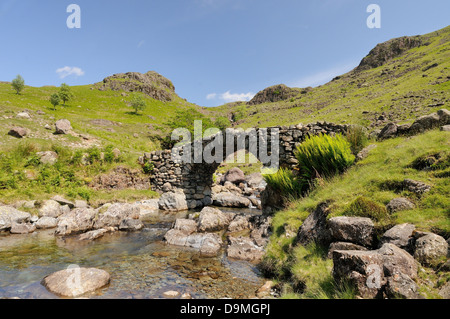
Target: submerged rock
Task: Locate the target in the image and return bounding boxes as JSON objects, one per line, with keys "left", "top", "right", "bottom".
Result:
{"left": 42, "top": 267, "right": 110, "bottom": 297}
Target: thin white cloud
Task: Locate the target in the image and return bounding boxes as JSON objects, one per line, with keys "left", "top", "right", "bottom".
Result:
{"left": 206, "top": 93, "right": 217, "bottom": 100}
{"left": 207, "top": 91, "right": 255, "bottom": 103}
{"left": 289, "top": 62, "right": 357, "bottom": 88}
{"left": 56, "top": 66, "right": 85, "bottom": 79}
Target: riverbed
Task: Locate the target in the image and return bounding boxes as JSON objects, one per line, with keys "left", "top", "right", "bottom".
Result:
{"left": 0, "top": 207, "right": 266, "bottom": 299}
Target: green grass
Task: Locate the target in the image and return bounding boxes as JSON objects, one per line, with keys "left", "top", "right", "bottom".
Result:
{"left": 0, "top": 141, "right": 158, "bottom": 206}
{"left": 262, "top": 129, "right": 450, "bottom": 298}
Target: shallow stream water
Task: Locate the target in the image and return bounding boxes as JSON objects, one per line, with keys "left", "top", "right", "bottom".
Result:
{"left": 0, "top": 207, "right": 265, "bottom": 299}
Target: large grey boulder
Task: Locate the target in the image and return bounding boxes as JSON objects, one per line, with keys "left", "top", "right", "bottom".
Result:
{"left": 380, "top": 223, "right": 415, "bottom": 252}
{"left": 437, "top": 109, "right": 450, "bottom": 125}
{"left": 94, "top": 203, "right": 139, "bottom": 229}
{"left": 55, "top": 208, "right": 97, "bottom": 236}
{"left": 328, "top": 216, "right": 375, "bottom": 247}
{"left": 36, "top": 216, "right": 58, "bottom": 229}
{"left": 158, "top": 191, "right": 188, "bottom": 212}
{"left": 228, "top": 215, "right": 251, "bottom": 233}
{"left": 221, "top": 167, "right": 245, "bottom": 185}
{"left": 296, "top": 201, "right": 332, "bottom": 246}
{"left": 51, "top": 195, "right": 75, "bottom": 209}
{"left": 385, "top": 273, "right": 422, "bottom": 299}
{"left": 409, "top": 113, "right": 441, "bottom": 134}
{"left": 386, "top": 198, "right": 415, "bottom": 214}
{"left": 414, "top": 233, "right": 448, "bottom": 265}
{"left": 378, "top": 123, "right": 397, "bottom": 140}
{"left": 327, "top": 242, "right": 368, "bottom": 259}
{"left": 378, "top": 243, "right": 418, "bottom": 279}
{"left": 38, "top": 200, "right": 62, "bottom": 218}
{"left": 42, "top": 267, "right": 110, "bottom": 297}
{"left": 212, "top": 192, "right": 250, "bottom": 208}
{"left": 197, "top": 207, "right": 235, "bottom": 232}
{"left": 55, "top": 119, "right": 73, "bottom": 134}
{"left": 164, "top": 230, "right": 222, "bottom": 256}
{"left": 10, "top": 222, "right": 36, "bottom": 234}
{"left": 0, "top": 206, "right": 31, "bottom": 231}
{"left": 119, "top": 219, "right": 144, "bottom": 231}
{"left": 8, "top": 127, "right": 29, "bottom": 138}
{"left": 227, "top": 236, "right": 265, "bottom": 262}
{"left": 173, "top": 218, "right": 198, "bottom": 235}
{"left": 332, "top": 249, "right": 385, "bottom": 299}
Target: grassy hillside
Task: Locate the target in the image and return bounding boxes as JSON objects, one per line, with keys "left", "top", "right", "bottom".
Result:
{"left": 262, "top": 128, "right": 450, "bottom": 299}
{"left": 206, "top": 25, "right": 450, "bottom": 130}
{"left": 0, "top": 78, "right": 197, "bottom": 156}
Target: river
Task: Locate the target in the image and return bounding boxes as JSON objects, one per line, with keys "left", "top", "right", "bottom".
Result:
{"left": 0, "top": 207, "right": 266, "bottom": 299}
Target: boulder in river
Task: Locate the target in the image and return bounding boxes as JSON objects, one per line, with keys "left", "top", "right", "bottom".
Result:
{"left": 42, "top": 267, "right": 110, "bottom": 297}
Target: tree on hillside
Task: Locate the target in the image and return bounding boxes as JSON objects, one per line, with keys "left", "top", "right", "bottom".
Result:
{"left": 58, "top": 83, "right": 74, "bottom": 105}
{"left": 11, "top": 75, "right": 25, "bottom": 95}
{"left": 129, "top": 94, "right": 147, "bottom": 114}
{"left": 50, "top": 93, "right": 61, "bottom": 111}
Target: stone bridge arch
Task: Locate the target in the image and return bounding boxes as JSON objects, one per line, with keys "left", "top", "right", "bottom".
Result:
{"left": 143, "top": 122, "right": 349, "bottom": 209}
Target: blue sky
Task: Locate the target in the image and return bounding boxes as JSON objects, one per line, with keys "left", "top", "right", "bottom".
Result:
{"left": 0, "top": 0, "right": 449, "bottom": 107}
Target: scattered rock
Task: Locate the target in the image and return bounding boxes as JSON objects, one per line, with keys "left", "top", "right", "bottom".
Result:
{"left": 173, "top": 218, "right": 198, "bottom": 235}
{"left": 327, "top": 242, "right": 368, "bottom": 259}
{"left": 438, "top": 281, "right": 450, "bottom": 299}
{"left": 380, "top": 223, "right": 415, "bottom": 252}
{"left": 0, "top": 206, "right": 31, "bottom": 231}
{"left": 403, "top": 179, "right": 431, "bottom": 195}
{"left": 163, "top": 291, "right": 180, "bottom": 298}
{"left": 51, "top": 195, "right": 75, "bottom": 209}
{"left": 55, "top": 119, "right": 73, "bottom": 134}
{"left": 10, "top": 222, "right": 36, "bottom": 234}
{"left": 8, "top": 127, "right": 29, "bottom": 138}
{"left": 221, "top": 167, "right": 245, "bottom": 185}
{"left": 356, "top": 144, "right": 377, "bottom": 161}
{"left": 328, "top": 216, "right": 375, "bottom": 248}
{"left": 227, "top": 236, "right": 265, "bottom": 262}
{"left": 228, "top": 215, "right": 251, "bottom": 233}
{"left": 332, "top": 249, "right": 385, "bottom": 299}
{"left": 38, "top": 200, "right": 62, "bottom": 218}
{"left": 118, "top": 218, "right": 144, "bottom": 231}
{"left": 414, "top": 233, "right": 448, "bottom": 265}
{"left": 35, "top": 217, "right": 58, "bottom": 229}
{"left": 441, "top": 125, "right": 450, "bottom": 132}
{"left": 78, "top": 229, "right": 108, "bottom": 241}
{"left": 378, "top": 243, "right": 418, "bottom": 279}
{"left": 164, "top": 230, "right": 223, "bottom": 256}
{"left": 37, "top": 151, "right": 59, "bottom": 165}
{"left": 212, "top": 192, "right": 250, "bottom": 208}
{"left": 386, "top": 198, "right": 415, "bottom": 213}
{"left": 94, "top": 203, "right": 139, "bottom": 229}
{"left": 256, "top": 281, "right": 274, "bottom": 298}
{"left": 197, "top": 207, "right": 235, "bottom": 232}
{"left": 385, "top": 273, "right": 423, "bottom": 299}
{"left": 42, "top": 267, "right": 110, "bottom": 297}
{"left": 55, "top": 208, "right": 98, "bottom": 236}
{"left": 74, "top": 200, "right": 88, "bottom": 209}
{"left": 158, "top": 191, "right": 188, "bottom": 212}
{"left": 296, "top": 201, "right": 332, "bottom": 246}
{"left": 16, "top": 112, "right": 31, "bottom": 119}
{"left": 378, "top": 123, "right": 397, "bottom": 140}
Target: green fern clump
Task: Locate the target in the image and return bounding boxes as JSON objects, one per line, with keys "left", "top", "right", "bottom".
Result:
{"left": 295, "top": 133, "right": 355, "bottom": 181}
{"left": 263, "top": 168, "right": 304, "bottom": 200}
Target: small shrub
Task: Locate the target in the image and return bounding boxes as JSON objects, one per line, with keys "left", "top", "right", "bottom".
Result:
{"left": 87, "top": 147, "right": 101, "bottom": 163}
{"left": 345, "top": 126, "right": 369, "bottom": 155}
{"left": 343, "top": 196, "right": 390, "bottom": 223}
{"left": 142, "top": 161, "right": 154, "bottom": 174}
{"left": 295, "top": 133, "right": 355, "bottom": 182}
{"left": 263, "top": 168, "right": 305, "bottom": 200}
{"left": 409, "top": 152, "right": 450, "bottom": 171}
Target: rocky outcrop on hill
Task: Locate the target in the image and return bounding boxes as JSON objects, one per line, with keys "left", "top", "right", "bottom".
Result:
{"left": 248, "top": 84, "right": 300, "bottom": 105}
{"left": 97, "top": 71, "right": 177, "bottom": 102}
{"left": 356, "top": 35, "right": 423, "bottom": 72}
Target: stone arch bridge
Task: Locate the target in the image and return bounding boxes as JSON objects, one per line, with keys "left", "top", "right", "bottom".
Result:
{"left": 141, "top": 121, "right": 349, "bottom": 209}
